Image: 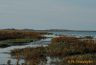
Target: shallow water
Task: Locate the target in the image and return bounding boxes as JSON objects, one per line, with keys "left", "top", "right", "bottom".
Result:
{"left": 0, "top": 38, "right": 51, "bottom": 64}
{"left": 0, "top": 31, "right": 96, "bottom": 64}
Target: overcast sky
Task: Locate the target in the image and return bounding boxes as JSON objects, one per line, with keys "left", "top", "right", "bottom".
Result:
{"left": 0, "top": 0, "right": 96, "bottom": 30}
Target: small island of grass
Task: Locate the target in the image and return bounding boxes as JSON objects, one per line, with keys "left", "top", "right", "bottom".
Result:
{"left": 0, "top": 29, "right": 45, "bottom": 48}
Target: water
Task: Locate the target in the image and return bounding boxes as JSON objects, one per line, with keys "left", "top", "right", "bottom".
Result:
{"left": 0, "top": 31, "right": 96, "bottom": 64}
{"left": 52, "top": 31, "right": 96, "bottom": 38}
{"left": 0, "top": 38, "right": 51, "bottom": 64}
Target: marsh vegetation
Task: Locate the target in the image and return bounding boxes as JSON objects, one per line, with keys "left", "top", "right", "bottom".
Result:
{"left": 10, "top": 35, "right": 96, "bottom": 65}
{"left": 0, "top": 30, "right": 45, "bottom": 48}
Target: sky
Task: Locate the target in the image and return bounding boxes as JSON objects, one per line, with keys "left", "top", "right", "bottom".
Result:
{"left": 0, "top": 0, "right": 96, "bottom": 30}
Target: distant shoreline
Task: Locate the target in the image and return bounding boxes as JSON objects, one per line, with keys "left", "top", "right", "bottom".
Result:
{"left": 0, "top": 29, "right": 96, "bottom": 32}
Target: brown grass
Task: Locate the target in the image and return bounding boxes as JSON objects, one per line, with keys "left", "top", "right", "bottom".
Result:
{"left": 11, "top": 36, "right": 96, "bottom": 65}
{"left": 0, "top": 30, "right": 43, "bottom": 40}
{"left": 47, "top": 36, "right": 96, "bottom": 56}
{"left": 60, "top": 54, "right": 96, "bottom": 65}
{"left": 11, "top": 47, "right": 47, "bottom": 65}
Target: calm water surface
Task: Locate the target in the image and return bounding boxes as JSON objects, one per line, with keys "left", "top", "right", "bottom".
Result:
{"left": 52, "top": 31, "right": 96, "bottom": 37}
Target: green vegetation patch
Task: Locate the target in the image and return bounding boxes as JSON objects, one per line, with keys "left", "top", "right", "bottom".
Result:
{"left": 7, "top": 38, "right": 34, "bottom": 43}
{"left": 0, "top": 38, "right": 35, "bottom": 48}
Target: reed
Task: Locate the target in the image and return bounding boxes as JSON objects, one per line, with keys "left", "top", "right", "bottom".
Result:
{"left": 11, "top": 47, "right": 47, "bottom": 65}
{"left": 11, "top": 36, "right": 96, "bottom": 65}
{"left": 47, "top": 36, "right": 96, "bottom": 57}
{"left": 60, "top": 54, "right": 96, "bottom": 65}
{"left": 0, "top": 30, "right": 43, "bottom": 41}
